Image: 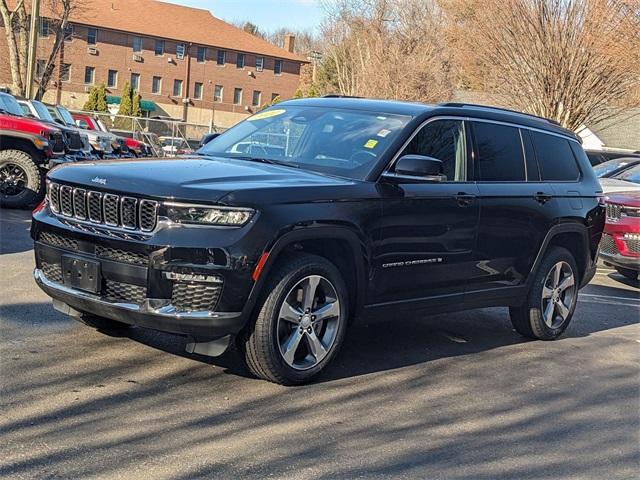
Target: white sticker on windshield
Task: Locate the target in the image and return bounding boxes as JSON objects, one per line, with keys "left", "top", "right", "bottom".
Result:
{"left": 377, "top": 129, "right": 391, "bottom": 138}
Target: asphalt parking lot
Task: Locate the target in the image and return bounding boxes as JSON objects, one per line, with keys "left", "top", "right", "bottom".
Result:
{"left": 1, "top": 207, "right": 638, "bottom": 480}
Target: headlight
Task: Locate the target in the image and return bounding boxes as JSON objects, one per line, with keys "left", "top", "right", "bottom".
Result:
{"left": 32, "top": 135, "right": 50, "bottom": 150}
{"left": 166, "top": 203, "right": 255, "bottom": 226}
{"left": 621, "top": 206, "right": 640, "bottom": 218}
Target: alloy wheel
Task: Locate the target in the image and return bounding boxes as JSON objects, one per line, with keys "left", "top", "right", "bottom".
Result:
{"left": 276, "top": 275, "right": 342, "bottom": 370}
{"left": 541, "top": 261, "right": 576, "bottom": 329}
{"left": 0, "top": 162, "right": 28, "bottom": 197}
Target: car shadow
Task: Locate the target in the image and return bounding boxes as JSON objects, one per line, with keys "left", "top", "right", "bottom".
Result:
{"left": 0, "top": 208, "right": 34, "bottom": 255}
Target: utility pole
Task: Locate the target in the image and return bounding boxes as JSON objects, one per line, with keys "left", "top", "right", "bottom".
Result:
{"left": 307, "top": 50, "right": 322, "bottom": 84}
{"left": 25, "top": 0, "right": 41, "bottom": 99}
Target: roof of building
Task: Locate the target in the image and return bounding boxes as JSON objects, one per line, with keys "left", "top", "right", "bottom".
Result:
{"left": 13, "top": 0, "right": 307, "bottom": 62}
{"left": 587, "top": 109, "right": 640, "bottom": 151}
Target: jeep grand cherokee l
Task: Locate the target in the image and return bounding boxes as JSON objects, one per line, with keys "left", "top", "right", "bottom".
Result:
{"left": 32, "top": 98, "right": 605, "bottom": 385}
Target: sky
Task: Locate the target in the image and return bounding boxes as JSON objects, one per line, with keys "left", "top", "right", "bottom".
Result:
{"left": 168, "top": 0, "right": 324, "bottom": 32}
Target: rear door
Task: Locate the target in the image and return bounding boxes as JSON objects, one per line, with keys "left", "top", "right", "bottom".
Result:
{"left": 468, "top": 121, "right": 556, "bottom": 293}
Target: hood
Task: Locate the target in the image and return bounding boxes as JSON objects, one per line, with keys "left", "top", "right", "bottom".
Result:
{"left": 0, "top": 113, "right": 60, "bottom": 136}
{"left": 600, "top": 178, "right": 640, "bottom": 195}
{"left": 48, "top": 155, "right": 356, "bottom": 204}
{"left": 605, "top": 191, "right": 640, "bottom": 208}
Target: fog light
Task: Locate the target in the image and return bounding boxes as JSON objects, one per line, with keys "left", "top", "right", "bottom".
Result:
{"left": 623, "top": 233, "right": 640, "bottom": 241}
{"left": 163, "top": 272, "right": 223, "bottom": 284}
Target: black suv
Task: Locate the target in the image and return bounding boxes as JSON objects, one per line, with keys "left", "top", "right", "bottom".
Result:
{"left": 32, "top": 98, "right": 605, "bottom": 385}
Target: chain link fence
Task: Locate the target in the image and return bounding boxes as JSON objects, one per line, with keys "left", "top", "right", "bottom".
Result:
{"left": 69, "top": 110, "right": 226, "bottom": 157}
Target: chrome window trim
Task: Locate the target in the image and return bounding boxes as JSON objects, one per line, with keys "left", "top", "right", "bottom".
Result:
{"left": 384, "top": 115, "right": 581, "bottom": 180}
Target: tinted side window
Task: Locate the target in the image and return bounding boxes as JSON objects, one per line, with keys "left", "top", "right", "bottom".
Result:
{"left": 532, "top": 132, "right": 580, "bottom": 181}
{"left": 399, "top": 120, "right": 466, "bottom": 181}
{"left": 473, "top": 122, "right": 525, "bottom": 181}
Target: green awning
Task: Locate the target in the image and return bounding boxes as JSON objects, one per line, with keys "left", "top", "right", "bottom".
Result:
{"left": 106, "top": 95, "right": 157, "bottom": 112}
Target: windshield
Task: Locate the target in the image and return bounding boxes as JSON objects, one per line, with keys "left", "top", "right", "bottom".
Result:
{"left": 31, "top": 100, "right": 55, "bottom": 122}
{"left": 0, "top": 94, "right": 25, "bottom": 116}
{"left": 198, "top": 105, "right": 411, "bottom": 180}
{"left": 57, "top": 106, "right": 76, "bottom": 126}
{"left": 615, "top": 164, "right": 640, "bottom": 184}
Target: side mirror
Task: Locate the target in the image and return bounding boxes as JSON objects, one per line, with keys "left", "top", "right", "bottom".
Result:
{"left": 54, "top": 118, "right": 65, "bottom": 125}
{"left": 384, "top": 154, "right": 444, "bottom": 182}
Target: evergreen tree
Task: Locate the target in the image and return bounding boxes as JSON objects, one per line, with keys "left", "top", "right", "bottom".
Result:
{"left": 117, "top": 81, "right": 133, "bottom": 116}
{"left": 131, "top": 91, "right": 142, "bottom": 117}
{"left": 293, "top": 88, "right": 303, "bottom": 99}
{"left": 95, "top": 83, "right": 108, "bottom": 112}
{"left": 83, "top": 86, "right": 99, "bottom": 110}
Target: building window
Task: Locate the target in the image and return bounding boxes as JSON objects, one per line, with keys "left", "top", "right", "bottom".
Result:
{"left": 271, "top": 93, "right": 280, "bottom": 102}
{"left": 107, "top": 69, "right": 118, "bottom": 88}
{"left": 194, "top": 82, "right": 203, "bottom": 100}
{"left": 38, "top": 18, "right": 49, "bottom": 37}
{"left": 214, "top": 85, "right": 223, "bottom": 103}
{"left": 216, "top": 50, "right": 226, "bottom": 66}
{"left": 60, "top": 63, "right": 71, "bottom": 82}
{"left": 63, "top": 24, "right": 74, "bottom": 42}
{"left": 155, "top": 39, "right": 165, "bottom": 56}
{"left": 84, "top": 66, "right": 95, "bottom": 84}
{"left": 274, "top": 59, "right": 283, "bottom": 75}
{"left": 196, "top": 46, "right": 206, "bottom": 63}
{"left": 252, "top": 90, "right": 261, "bottom": 107}
{"left": 87, "top": 27, "right": 97, "bottom": 45}
{"left": 173, "top": 79, "right": 183, "bottom": 97}
{"left": 35, "top": 59, "right": 46, "bottom": 79}
{"left": 233, "top": 88, "right": 242, "bottom": 105}
{"left": 152, "top": 76, "right": 162, "bottom": 94}
{"left": 132, "top": 36, "right": 143, "bottom": 53}
{"left": 255, "top": 56, "right": 264, "bottom": 72}
{"left": 176, "top": 43, "right": 186, "bottom": 60}
{"left": 236, "top": 53, "right": 245, "bottom": 69}
{"left": 130, "top": 73, "right": 140, "bottom": 91}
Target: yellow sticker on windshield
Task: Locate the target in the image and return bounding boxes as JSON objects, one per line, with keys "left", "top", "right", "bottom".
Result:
{"left": 364, "top": 139, "right": 378, "bottom": 149}
{"left": 248, "top": 109, "right": 286, "bottom": 121}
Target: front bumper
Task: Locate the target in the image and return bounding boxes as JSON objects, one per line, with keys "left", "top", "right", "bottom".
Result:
{"left": 34, "top": 269, "right": 245, "bottom": 336}
{"left": 600, "top": 251, "right": 640, "bottom": 271}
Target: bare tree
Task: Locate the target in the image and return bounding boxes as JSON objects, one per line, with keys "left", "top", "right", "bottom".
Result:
{"left": 0, "top": 0, "right": 79, "bottom": 98}
{"left": 444, "top": 0, "right": 640, "bottom": 130}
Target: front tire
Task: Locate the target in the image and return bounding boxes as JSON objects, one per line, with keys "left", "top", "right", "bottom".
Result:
{"left": 241, "top": 253, "right": 349, "bottom": 385}
{"left": 0, "top": 149, "right": 44, "bottom": 209}
{"left": 510, "top": 246, "right": 579, "bottom": 340}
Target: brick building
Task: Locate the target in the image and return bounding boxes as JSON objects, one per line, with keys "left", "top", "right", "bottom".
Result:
{"left": 0, "top": 0, "right": 307, "bottom": 128}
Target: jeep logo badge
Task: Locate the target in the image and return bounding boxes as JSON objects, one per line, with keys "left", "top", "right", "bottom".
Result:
{"left": 91, "top": 177, "right": 107, "bottom": 185}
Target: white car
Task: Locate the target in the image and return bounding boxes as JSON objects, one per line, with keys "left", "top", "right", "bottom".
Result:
{"left": 600, "top": 164, "right": 640, "bottom": 194}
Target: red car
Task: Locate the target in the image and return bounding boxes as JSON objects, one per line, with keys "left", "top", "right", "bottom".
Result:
{"left": 0, "top": 92, "right": 65, "bottom": 208}
{"left": 600, "top": 192, "right": 640, "bottom": 280}
{"left": 72, "top": 113, "right": 145, "bottom": 157}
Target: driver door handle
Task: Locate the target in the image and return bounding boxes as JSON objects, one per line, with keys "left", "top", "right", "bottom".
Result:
{"left": 455, "top": 193, "right": 476, "bottom": 207}
{"left": 534, "top": 192, "right": 552, "bottom": 205}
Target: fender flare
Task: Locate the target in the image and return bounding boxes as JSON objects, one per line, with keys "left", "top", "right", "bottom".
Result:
{"left": 244, "top": 225, "right": 369, "bottom": 319}
{"left": 527, "top": 222, "right": 591, "bottom": 287}
{"left": 0, "top": 129, "right": 45, "bottom": 152}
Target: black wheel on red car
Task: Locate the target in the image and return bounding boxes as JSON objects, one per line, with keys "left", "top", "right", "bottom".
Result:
{"left": 510, "top": 246, "right": 579, "bottom": 340}
{"left": 241, "top": 253, "right": 348, "bottom": 385}
{"left": 0, "top": 149, "right": 44, "bottom": 209}
{"left": 615, "top": 267, "right": 638, "bottom": 281}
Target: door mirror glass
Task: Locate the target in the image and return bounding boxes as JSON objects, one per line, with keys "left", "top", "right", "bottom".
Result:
{"left": 391, "top": 154, "right": 444, "bottom": 180}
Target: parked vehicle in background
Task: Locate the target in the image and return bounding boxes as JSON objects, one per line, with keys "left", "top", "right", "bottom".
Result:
{"left": 47, "top": 105, "right": 115, "bottom": 158}
{"left": 16, "top": 99, "right": 94, "bottom": 162}
{"left": 600, "top": 192, "right": 640, "bottom": 280}
{"left": 593, "top": 158, "right": 640, "bottom": 178}
{"left": 159, "top": 136, "right": 193, "bottom": 156}
{"left": 586, "top": 149, "right": 640, "bottom": 166}
{"left": 198, "top": 132, "right": 221, "bottom": 148}
{"left": 0, "top": 92, "right": 65, "bottom": 208}
{"left": 109, "top": 129, "right": 148, "bottom": 157}
{"left": 32, "top": 98, "right": 605, "bottom": 385}
{"left": 600, "top": 164, "right": 640, "bottom": 194}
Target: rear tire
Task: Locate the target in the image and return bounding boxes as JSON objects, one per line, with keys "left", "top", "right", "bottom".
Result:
{"left": 615, "top": 266, "right": 638, "bottom": 281}
{"left": 241, "top": 253, "right": 349, "bottom": 385}
{"left": 0, "top": 149, "right": 44, "bottom": 209}
{"left": 510, "top": 246, "right": 579, "bottom": 340}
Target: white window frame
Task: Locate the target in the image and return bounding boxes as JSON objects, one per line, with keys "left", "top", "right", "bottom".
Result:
{"left": 176, "top": 43, "right": 186, "bottom": 60}
{"left": 217, "top": 50, "right": 226, "bottom": 66}
{"left": 194, "top": 82, "right": 203, "bottom": 100}
{"left": 233, "top": 87, "right": 242, "bottom": 105}
{"left": 60, "top": 63, "right": 71, "bottom": 82}
{"left": 130, "top": 73, "right": 140, "bottom": 91}
{"left": 152, "top": 76, "right": 162, "bottom": 94}
{"left": 132, "top": 36, "right": 143, "bottom": 53}
{"left": 173, "top": 79, "right": 183, "bottom": 97}
{"left": 87, "top": 27, "right": 97, "bottom": 45}
{"left": 214, "top": 85, "right": 223, "bottom": 103}
{"left": 84, "top": 66, "right": 95, "bottom": 85}
{"left": 107, "top": 69, "right": 118, "bottom": 88}
{"left": 274, "top": 59, "right": 283, "bottom": 75}
{"left": 255, "top": 56, "right": 264, "bottom": 72}
{"left": 196, "top": 46, "right": 206, "bottom": 63}
{"left": 236, "top": 53, "right": 245, "bottom": 69}
{"left": 252, "top": 90, "right": 261, "bottom": 107}
{"left": 155, "top": 39, "right": 165, "bottom": 56}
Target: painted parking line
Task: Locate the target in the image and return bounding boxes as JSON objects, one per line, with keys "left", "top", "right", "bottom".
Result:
{"left": 579, "top": 293, "right": 640, "bottom": 308}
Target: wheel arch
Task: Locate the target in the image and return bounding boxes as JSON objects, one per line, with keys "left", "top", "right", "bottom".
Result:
{"left": 246, "top": 226, "right": 369, "bottom": 322}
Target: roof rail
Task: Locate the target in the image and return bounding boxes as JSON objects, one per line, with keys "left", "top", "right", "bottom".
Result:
{"left": 439, "top": 102, "right": 562, "bottom": 126}
{"left": 322, "top": 94, "right": 363, "bottom": 99}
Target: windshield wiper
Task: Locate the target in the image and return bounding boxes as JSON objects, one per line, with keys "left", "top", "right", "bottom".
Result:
{"left": 231, "top": 156, "right": 299, "bottom": 168}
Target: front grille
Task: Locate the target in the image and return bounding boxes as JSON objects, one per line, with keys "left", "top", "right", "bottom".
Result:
{"left": 104, "top": 280, "right": 146, "bottom": 304}
{"left": 606, "top": 203, "right": 622, "bottom": 221}
{"left": 95, "top": 245, "right": 148, "bottom": 266}
{"left": 38, "top": 231, "right": 79, "bottom": 251}
{"left": 48, "top": 182, "right": 158, "bottom": 233}
{"left": 600, "top": 234, "right": 618, "bottom": 255}
{"left": 625, "top": 238, "right": 640, "bottom": 254}
{"left": 50, "top": 132, "right": 65, "bottom": 154}
{"left": 41, "top": 261, "right": 63, "bottom": 283}
{"left": 65, "top": 131, "right": 84, "bottom": 150}
{"left": 171, "top": 282, "right": 223, "bottom": 312}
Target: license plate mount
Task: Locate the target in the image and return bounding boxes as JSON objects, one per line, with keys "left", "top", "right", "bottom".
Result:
{"left": 61, "top": 255, "right": 101, "bottom": 293}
